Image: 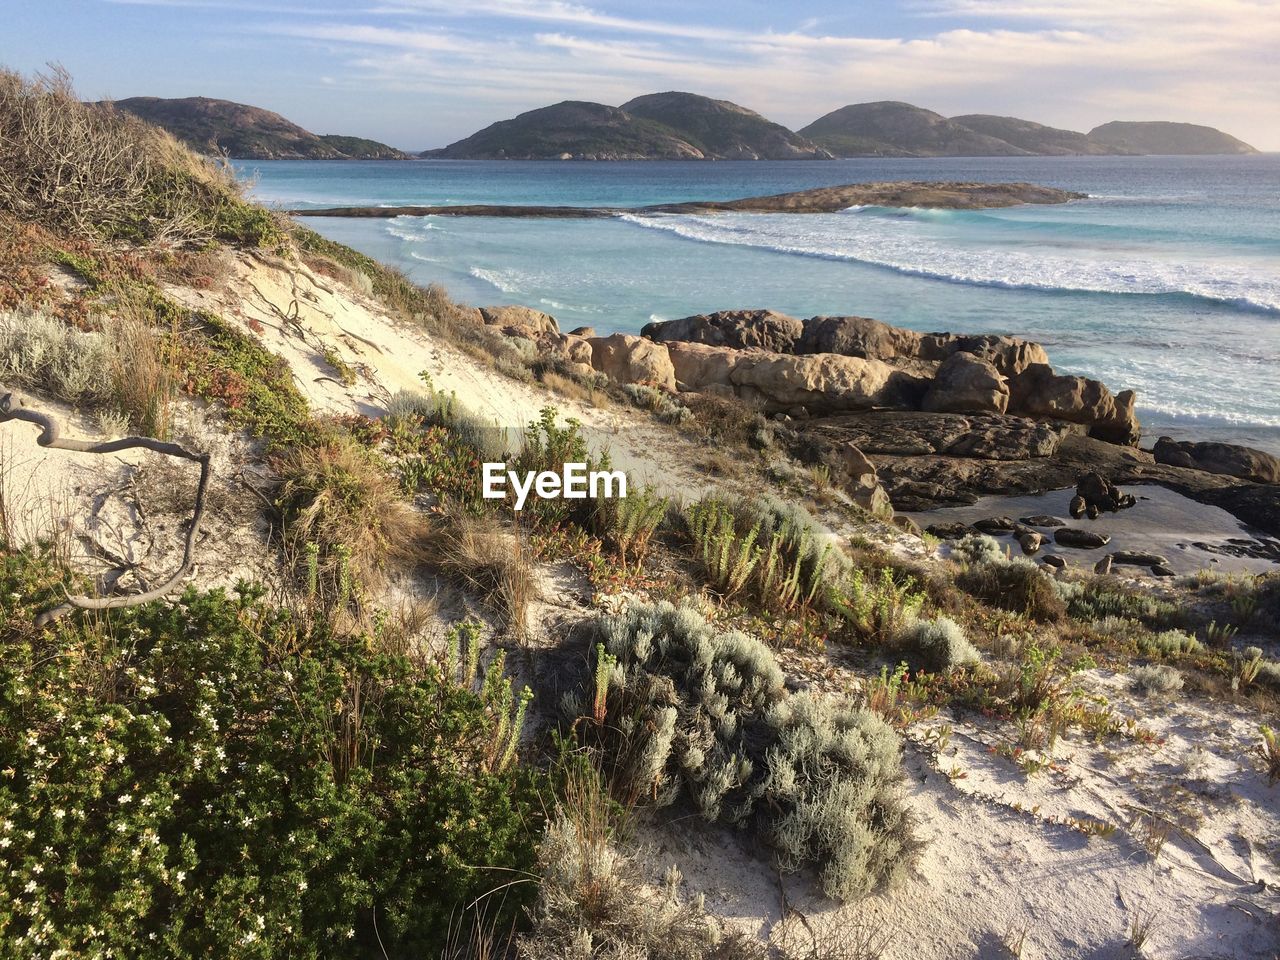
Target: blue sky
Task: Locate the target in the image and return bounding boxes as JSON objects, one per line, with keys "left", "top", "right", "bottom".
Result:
{"left": 3, "top": 0, "right": 1277, "bottom": 150}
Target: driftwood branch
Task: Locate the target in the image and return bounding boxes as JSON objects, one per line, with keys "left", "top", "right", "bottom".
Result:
{"left": 0, "top": 389, "right": 211, "bottom": 626}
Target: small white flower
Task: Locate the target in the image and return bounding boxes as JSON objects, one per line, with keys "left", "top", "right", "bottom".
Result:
{"left": 53, "top": 809, "right": 65, "bottom": 820}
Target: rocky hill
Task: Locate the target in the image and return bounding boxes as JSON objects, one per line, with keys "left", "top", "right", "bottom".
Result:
{"left": 1087, "top": 120, "right": 1259, "bottom": 155}
{"left": 425, "top": 93, "right": 829, "bottom": 160}
{"left": 619, "top": 91, "right": 831, "bottom": 160}
{"left": 950, "top": 114, "right": 1126, "bottom": 156}
{"left": 103, "top": 96, "right": 408, "bottom": 159}
{"left": 800, "top": 102, "right": 1032, "bottom": 157}
{"left": 801, "top": 101, "right": 1257, "bottom": 157}
{"left": 422, "top": 100, "right": 705, "bottom": 160}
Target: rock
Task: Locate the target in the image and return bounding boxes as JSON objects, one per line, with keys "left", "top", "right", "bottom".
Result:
{"left": 893, "top": 515, "right": 922, "bottom": 536}
{"left": 973, "top": 516, "right": 1017, "bottom": 534}
{"left": 587, "top": 333, "right": 676, "bottom": 391}
{"left": 1055, "top": 528, "right": 1111, "bottom": 549}
{"left": 1151, "top": 564, "right": 1176, "bottom": 577}
{"left": 479, "top": 305, "right": 559, "bottom": 335}
{"left": 1018, "top": 531, "right": 1043, "bottom": 555}
{"left": 568, "top": 325, "right": 596, "bottom": 337}
{"left": 664, "top": 341, "right": 743, "bottom": 392}
{"left": 1020, "top": 515, "right": 1065, "bottom": 527}
{"left": 1069, "top": 495, "right": 1087, "bottom": 519}
{"left": 800, "top": 411, "right": 1072, "bottom": 461}
{"left": 1042, "top": 555, "right": 1067, "bottom": 569}
{"left": 1093, "top": 555, "right": 1113, "bottom": 575}
{"left": 926, "top": 522, "right": 973, "bottom": 540}
{"left": 798, "top": 315, "right": 927, "bottom": 361}
{"left": 1153, "top": 437, "right": 1280, "bottom": 484}
{"left": 840, "top": 442, "right": 894, "bottom": 520}
{"left": 1109, "top": 550, "right": 1169, "bottom": 566}
{"left": 1076, "top": 472, "right": 1135, "bottom": 514}
{"left": 557, "top": 334, "right": 594, "bottom": 366}
{"left": 643, "top": 310, "right": 804, "bottom": 353}
{"left": 921, "top": 353, "right": 1009, "bottom": 415}
{"left": 1008, "top": 363, "right": 1140, "bottom": 445}
{"left": 730, "top": 353, "right": 912, "bottom": 413}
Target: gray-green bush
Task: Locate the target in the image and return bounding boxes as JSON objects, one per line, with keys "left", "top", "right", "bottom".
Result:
{"left": 0, "top": 308, "right": 112, "bottom": 405}
{"left": 902, "top": 616, "right": 980, "bottom": 671}
{"left": 575, "top": 600, "right": 916, "bottom": 901}
{"left": 1131, "top": 664, "right": 1183, "bottom": 695}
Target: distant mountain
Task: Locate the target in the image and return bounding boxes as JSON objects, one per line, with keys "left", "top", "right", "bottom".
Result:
{"left": 422, "top": 100, "right": 704, "bottom": 160}
{"left": 1087, "top": 121, "right": 1258, "bottom": 155}
{"left": 618, "top": 92, "right": 830, "bottom": 160}
{"left": 951, "top": 114, "right": 1126, "bottom": 156}
{"left": 103, "top": 97, "right": 408, "bottom": 160}
{"left": 799, "top": 102, "right": 1031, "bottom": 158}
{"left": 424, "top": 93, "right": 830, "bottom": 160}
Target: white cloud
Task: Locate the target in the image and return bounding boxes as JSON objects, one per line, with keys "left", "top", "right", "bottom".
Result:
{"left": 247, "top": 0, "right": 1280, "bottom": 148}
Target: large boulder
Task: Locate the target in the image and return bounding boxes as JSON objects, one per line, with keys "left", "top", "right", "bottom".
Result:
{"left": 665, "top": 341, "right": 745, "bottom": 392}
{"left": 587, "top": 333, "right": 676, "bottom": 391}
{"left": 643, "top": 310, "right": 803, "bottom": 352}
{"left": 839, "top": 442, "right": 894, "bottom": 519}
{"left": 479, "top": 305, "right": 559, "bottom": 335}
{"left": 798, "top": 315, "right": 926, "bottom": 361}
{"left": 1008, "top": 363, "right": 1140, "bottom": 445}
{"left": 729, "top": 353, "right": 909, "bottom": 413}
{"left": 1153, "top": 437, "right": 1280, "bottom": 484}
{"left": 921, "top": 353, "right": 1009, "bottom": 415}
{"left": 923, "top": 334, "right": 1049, "bottom": 377}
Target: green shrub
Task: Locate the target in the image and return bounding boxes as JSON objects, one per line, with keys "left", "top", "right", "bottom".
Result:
{"left": 1054, "top": 579, "right": 1178, "bottom": 627}
{"left": 184, "top": 311, "right": 311, "bottom": 445}
{"left": 0, "top": 550, "right": 541, "bottom": 958}
{"left": 902, "top": 616, "right": 980, "bottom": 671}
{"left": 951, "top": 533, "right": 1005, "bottom": 566}
{"left": 591, "top": 484, "right": 669, "bottom": 570}
{"left": 956, "top": 552, "right": 1064, "bottom": 622}
{"left": 684, "top": 495, "right": 848, "bottom": 616}
{"left": 1136, "top": 628, "right": 1203, "bottom": 658}
{"left": 574, "top": 600, "right": 916, "bottom": 901}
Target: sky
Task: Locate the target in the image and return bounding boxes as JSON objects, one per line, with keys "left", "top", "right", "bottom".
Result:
{"left": 2, "top": 0, "right": 1278, "bottom": 151}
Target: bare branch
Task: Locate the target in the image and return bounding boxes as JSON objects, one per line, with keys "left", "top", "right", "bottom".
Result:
{"left": 0, "top": 388, "right": 211, "bottom": 625}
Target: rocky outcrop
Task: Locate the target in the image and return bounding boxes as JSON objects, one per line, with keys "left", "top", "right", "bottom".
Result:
{"left": 663, "top": 342, "right": 914, "bottom": 413}
{"left": 587, "top": 334, "right": 676, "bottom": 391}
{"left": 729, "top": 353, "right": 910, "bottom": 412}
{"left": 921, "top": 353, "right": 1008, "bottom": 415}
{"left": 1152, "top": 437, "right": 1280, "bottom": 484}
{"left": 641, "top": 310, "right": 803, "bottom": 352}
{"left": 480, "top": 305, "right": 560, "bottom": 335}
{"left": 839, "top": 443, "right": 893, "bottom": 519}
{"left": 1007, "top": 364, "right": 1139, "bottom": 444}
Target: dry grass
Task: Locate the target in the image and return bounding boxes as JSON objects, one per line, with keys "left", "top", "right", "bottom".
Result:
{"left": 107, "top": 299, "right": 178, "bottom": 438}
{"left": 0, "top": 66, "right": 280, "bottom": 248}
{"left": 272, "top": 432, "right": 427, "bottom": 605}
{"left": 424, "top": 504, "right": 537, "bottom": 640}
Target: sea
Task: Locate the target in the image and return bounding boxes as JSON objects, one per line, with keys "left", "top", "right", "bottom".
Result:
{"left": 239, "top": 155, "right": 1280, "bottom": 455}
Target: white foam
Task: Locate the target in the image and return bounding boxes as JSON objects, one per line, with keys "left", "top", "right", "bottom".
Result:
{"left": 617, "top": 213, "right": 1280, "bottom": 314}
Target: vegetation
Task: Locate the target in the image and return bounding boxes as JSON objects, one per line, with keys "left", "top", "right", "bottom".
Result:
{"left": 573, "top": 601, "right": 916, "bottom": 901}
{"left": 0, "top": 68, "right": 283, "bottom": 247}
{"left": 271, "top": 430, "right": 427, "bottom": 607}
{"left": 0, "top": 547, "right": 541, "bottom": 958}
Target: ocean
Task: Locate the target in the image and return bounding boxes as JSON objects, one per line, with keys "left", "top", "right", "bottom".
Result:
{"left": 241, "top": 155, "right": 1280, "bottom": 454}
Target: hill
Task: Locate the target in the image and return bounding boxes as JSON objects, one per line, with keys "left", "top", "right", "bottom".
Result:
{"left": 618, "top": 91, "right": 830, "bottom": 160}
{"left": 800, "top": 101, "right": 1031, "bottom": 157}
{"left": 422, "top": 100, "right": 705, "bottom": 160}
{"left": 103, "top": 96, "right": 408, "bottom": 160}
{"left": 951, "top": 114, "right": 1126, "bottom": 156}
{"left": 1087, "top": 120, "right": 1258, "bottom": 155}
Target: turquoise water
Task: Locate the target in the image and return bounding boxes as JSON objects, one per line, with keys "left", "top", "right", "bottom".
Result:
{"left": 241, "top": 156, "right": 1280, "bottom": 453}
